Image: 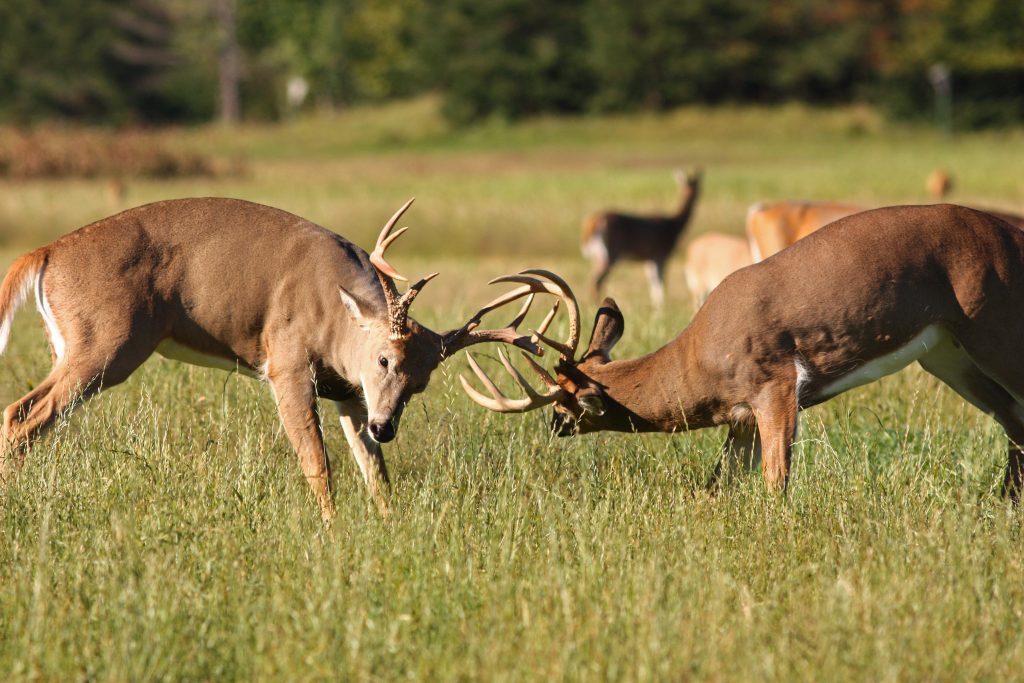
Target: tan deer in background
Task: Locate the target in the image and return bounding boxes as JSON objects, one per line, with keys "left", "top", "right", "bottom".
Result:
{"left": 581, "top": 168, "right": 702, "bottom": 307}
{"left": 683, "top": 232, "right": 752, "bottom": 308}
{"left": 745, "top": 200, "right": 863, "bottom": 262}
{"left": 463, "top": 205, "right": 1024, "bottom": 500}
{"left": 0, "top": 197, "right": 574, "bottom": 522}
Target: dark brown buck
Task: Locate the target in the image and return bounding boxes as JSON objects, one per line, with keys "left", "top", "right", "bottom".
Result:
{"left": 0, "top": 197, "right": 576, "bottom": 522}
{"left": 463, "top": 205, "right": 1024, "bottom": 499}
{"left": 581, "top": 168, "right": 702, "bottom": 307}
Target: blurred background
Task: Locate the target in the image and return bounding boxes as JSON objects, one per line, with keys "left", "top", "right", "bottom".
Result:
{"left": 0, "top": 0, "right": 1023, "bottom": 302}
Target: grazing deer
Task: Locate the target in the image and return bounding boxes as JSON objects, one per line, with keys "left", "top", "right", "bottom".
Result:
{"left": 0, "top": 197, "right": 571, "bottom": 522}
{"left": 683, "top": 232, "right": 751, "bottom": 308}
{"left": 462, "top": 205, "right": 1024, "bottom": 500}
{"left": 746, "top": 201, "right": 863, "bottom": 262}
{"left": 581, "top": 168, "right": 702, "bottom": 307}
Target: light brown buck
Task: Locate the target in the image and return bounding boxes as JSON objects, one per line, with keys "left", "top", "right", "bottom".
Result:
{"left": 683, "top": 232, "right": 751, "bottom": 308}
{"left": 581, "top": 168, "right": 702, "bottom": 307}
{"left": 0, "top": 197, "right": 574, "bottom": 522}
{"left": 462, "top": 205, "right": 1024, "bottom": 499}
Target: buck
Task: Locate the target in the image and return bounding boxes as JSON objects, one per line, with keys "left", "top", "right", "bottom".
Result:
{"left": 683, "top": 232, "right": 751, "bottom": 308}
{"left": 462, "top": 205, "right": 1024, "bottom": 499}
{"left": 0, "top": 197, "right": 574, "bottom": 522}
{"left": 581, "top": 168, "right": 702, "bottom": 307}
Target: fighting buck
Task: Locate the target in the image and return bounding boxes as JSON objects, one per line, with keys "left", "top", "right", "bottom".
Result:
{"left": 683, "top": 232, "right": 751, "bottom": 308}
{"left": 581, "top": 168, "right": 702, "bottom": 307}
{"left": 746, "top": 201, "right": 863, "bottom": 262}
{"left": 462, "top": 205, "right": 1024, "bottom": 499}
{"left": 0, "top": 197, "right": 575, "bottom": 522}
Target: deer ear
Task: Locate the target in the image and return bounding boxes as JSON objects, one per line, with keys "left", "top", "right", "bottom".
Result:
{"left": 583, "top": 297, "right": 624, "bottom": 361}
{"left": 339, "top": 286, "right": 373, "bottom": 331}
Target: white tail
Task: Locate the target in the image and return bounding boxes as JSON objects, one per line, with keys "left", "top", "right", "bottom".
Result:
{"left": 0, "top": 249, "right": 46, "bottom": 355}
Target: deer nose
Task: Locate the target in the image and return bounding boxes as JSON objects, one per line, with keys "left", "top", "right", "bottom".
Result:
{"left": 368, "top": 420, "right": 395, "bottom": 443}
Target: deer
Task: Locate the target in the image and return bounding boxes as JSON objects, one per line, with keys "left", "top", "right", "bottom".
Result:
{"left": 0, "top": 197, "right": 576, "bottom": 523}
{"left": 581, "top": 168, "right": 702, "bottom": 307}
{"left": 745, "top": 201, "right": 863, "bottom": 262}
{"left": 461, "top": 205, "right": 1024, "bottom": 500}
{"left": 747, "top": 200, "right": 1024, "bottom": 263}
{"left": 927, "top": 168, "right": 954, "bottom": 200}
{"left": 683, "top": 232, "right": 751, "bottom": 308}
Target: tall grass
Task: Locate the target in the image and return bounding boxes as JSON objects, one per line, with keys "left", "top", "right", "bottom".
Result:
{"left": 2, "top": 101, "right": 1024, "bottom": 681}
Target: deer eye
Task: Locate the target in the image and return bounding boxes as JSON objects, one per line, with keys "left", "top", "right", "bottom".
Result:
{"left": 378, "top": 355, "right": 389, "bottom": 369}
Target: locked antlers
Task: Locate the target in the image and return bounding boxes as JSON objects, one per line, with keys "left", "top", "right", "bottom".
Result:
{"left": 455, "top": 270, "right": 582, "bottom": 413}
{"left": 367, "top": 199, "right": 581, "bottom": 413}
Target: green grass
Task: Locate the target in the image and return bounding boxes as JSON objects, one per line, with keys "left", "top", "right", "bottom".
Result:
{"left": 3, "top": 100, "right": 1024, "bottom": 681}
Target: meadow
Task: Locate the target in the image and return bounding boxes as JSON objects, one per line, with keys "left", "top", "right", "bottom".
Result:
{"left": 2, "top": 98, "right": 1024, "bottom": 681}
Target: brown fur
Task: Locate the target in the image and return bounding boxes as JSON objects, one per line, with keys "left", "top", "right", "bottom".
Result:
{"left": 492, "top": 205, "right": 1024, "bottom": 500}
{"left": 0, "top": 198, "right": 504, "bottom": 522}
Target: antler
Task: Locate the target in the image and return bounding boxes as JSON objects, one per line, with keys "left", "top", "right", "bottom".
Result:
{"left": 459, "top": 348, "right": 566, "bottom": 413}
{"left": 439, "top": 288, "right": 558, "bottom": 359}
{"left": 481, "top": 269, "right": 580, "bottom": 360}
{"left": 439, "top": 269, "right": 578, "bottom": 359}
{"left": 369, "top": 198, "right": 439, "bottom": 339}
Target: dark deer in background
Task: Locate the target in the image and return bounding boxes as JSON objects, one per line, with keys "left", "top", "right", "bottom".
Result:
{"left": 581, "top": 168, "right": 702, "bottom": 307}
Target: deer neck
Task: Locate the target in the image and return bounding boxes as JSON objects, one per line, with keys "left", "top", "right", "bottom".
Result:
{"left": 671, "top": 185, "right": 699, "bottom": 232}
{"left": 581, "top": 328, "right": 717, "bottom": 433}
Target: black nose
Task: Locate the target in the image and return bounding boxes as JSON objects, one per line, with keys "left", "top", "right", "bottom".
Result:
{"left": 369, "top": 421, "right": 395, "bottom": 443}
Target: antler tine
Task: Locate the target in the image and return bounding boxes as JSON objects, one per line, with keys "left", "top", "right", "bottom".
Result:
{"left": 397, "top": 271, "right": 439, "bottom": 312}
{"left": 519, "top": 350, "right": 559, "bottom": 389}
{"left": 370, "top": 197, "right": 415, "bottom": 283}
{"left": 440, "top": 285, "right": 544, "bottom": 358}
{"left": 489, "top": 272, "right": 581, "bottom": 360}
{"left": 459, "top": 351, "right": 565, "bottom": 414}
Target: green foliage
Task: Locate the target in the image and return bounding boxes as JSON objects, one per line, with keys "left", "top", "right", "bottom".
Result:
{"left": 429, "top": 0, "right": 593, "bottom": 124}
{"left": 2, "top": 0, "right": 1024, "bottom": 126}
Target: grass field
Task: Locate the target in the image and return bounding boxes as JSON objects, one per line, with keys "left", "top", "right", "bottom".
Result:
{"left": 3, "top": 98, "right": 1024, "bottom": 681}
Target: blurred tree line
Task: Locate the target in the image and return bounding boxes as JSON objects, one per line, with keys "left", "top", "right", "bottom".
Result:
{"left": 0, "top": 0, "right": 1021, "bottom": 128}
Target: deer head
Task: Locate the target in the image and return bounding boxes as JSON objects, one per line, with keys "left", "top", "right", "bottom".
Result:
{"left": 338, "top": 200, "right": 579, "bottom": 443}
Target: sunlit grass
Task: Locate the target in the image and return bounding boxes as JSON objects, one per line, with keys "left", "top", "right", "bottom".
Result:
{"left": 2, "top": 101, "right": 1024, "bottom": 680}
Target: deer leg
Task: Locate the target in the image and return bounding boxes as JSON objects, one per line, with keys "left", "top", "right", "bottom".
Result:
{"left": 645, "top": 260, "right": 666, "bottom": 308}
{"left": 707, "top": 419, "right": 761, "bottom": 490}
{"left": 335, "top": 399, "right": 390, "bottom": 514}
{"left": 919, "top": 339, "right": 1024, "bottom": 502}
{"left": 2, "top": 339, "right": 156, "bottom": 481}
{"left": 267, "top": 364, "right": 334, "bottom": 523}
{"left": 753, "top": 384, "right": 799, "bottom": 493}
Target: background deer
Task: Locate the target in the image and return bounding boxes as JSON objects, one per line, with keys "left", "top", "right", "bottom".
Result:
{"left": 683, "top": 232, "right": 751, "bottom": 308}
{"left": 927, "top": 168, "right": 954, "bottom": 200}
{"left": 0, "top": 197, "right": 570, "bottom": 522}
{"left": 745, "top": 200, "right": 863, "bottom": 262}
{"left": 463, "top": 205, "right": 1024, "bottom": 499}
{"left": 581, "top": 168, "right": 702, "bottom": 307}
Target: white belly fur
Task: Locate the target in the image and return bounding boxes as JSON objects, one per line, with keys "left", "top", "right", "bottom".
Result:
{"left": 815, "top": 324, "right": 947, "bottom": 401}
{"left": 155, "top": 338, "right": 261, "bottom": 379}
